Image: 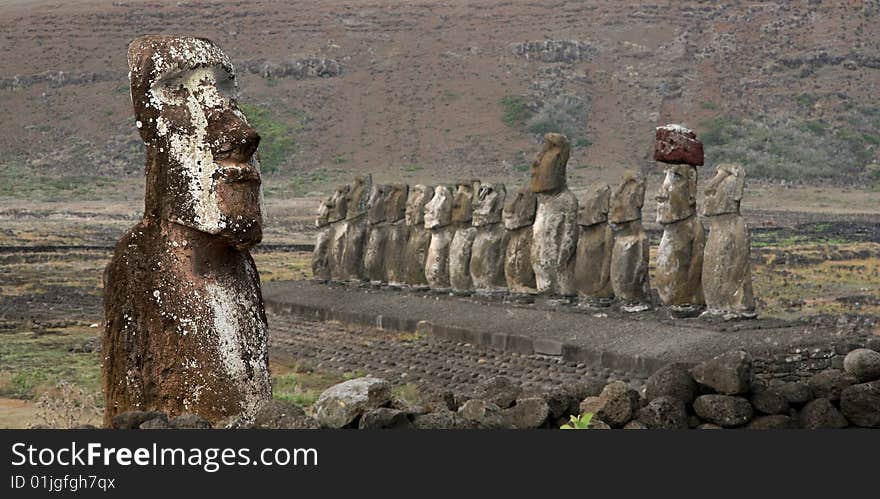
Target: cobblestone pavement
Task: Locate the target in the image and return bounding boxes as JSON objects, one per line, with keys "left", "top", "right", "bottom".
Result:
{"left": 268, "top": 313, "right": 646, "bottom": 394}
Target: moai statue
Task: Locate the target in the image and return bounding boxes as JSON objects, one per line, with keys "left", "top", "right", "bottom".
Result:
{"left": 103, "top": 36, "right": 270, "bottom": 426}
{"left": 701, "top": 164, "right": 755, "bottom": 319}
{"left": 449, "top": 181, "right": 480, "bottom": 295}
{"left": 574, "top": 183, "right": 614, "bottom": 306}
{"left": 503, "top": 185, "right": 538, "bottom": 300}
{"left": 530, "top": 133, "right": 578, "bottom": 301}
{"left": 470, "top": 183, "right": 508, "bottom": 296}
{"left": 363, "top": 183, "right": 391, "bottom": 285}
{"left": 383, "top": 183, "right": 410, "bottom": 288}
{"left": 338, "top": 174, "right": 372, "bottom": 282}
{"left": 424, "top": 185, "right": 455, "bottom": 291}
{"left": 403, "top": 184, "right": 434, "bottom": 288}
{"left": 312, "top": 186, "right": 348, "bottom": 281}
{"left": 608, "top": 172, "right": 651, "bottom": 312}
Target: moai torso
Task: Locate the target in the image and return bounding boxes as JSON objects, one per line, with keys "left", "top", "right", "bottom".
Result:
{"left": 449, "top": 181, "right": 479, "bottom": 294}
{"left": 424, "top": 185, "right": 454, "bottom": 291}
{"left": 575, "top": 184, "right": 613, "bottom": 300}
{"left": 312, "top": 185, "right": 348, "bottom": 281}
{"left": 503, "top": 185, "right": 538, "bottom": 294}
{"left": 103, "top": 36, "right": 270, "bottom": 426}
{"left": 654, "top": 164, "right": 705, "bottom": 307}
{"left": 701, "top": 164, "right": 755, "bottom": 318}
{"left": 338, "top": 175, "right": 372, "bottom": 281}
{"left": 383, "top": 184, "right": 410, "bottom": 286}
{"left": 470, "top": 183, "right": 508, "bottom": 294}
{"left": 363, "top": 184, "right": 390, "bottom": 283}
{"left": 608, "top": 173, "right": 650, "bottom": 306}
{"left": 529, "top": 133, "right": 578, "bottom": 297}
{"left": 403, "top": 185, "right": 434, "bottom": 287}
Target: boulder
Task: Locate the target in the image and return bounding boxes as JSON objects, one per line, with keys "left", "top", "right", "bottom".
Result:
{"left": 768, "top": 380, "right": 813, "bottom": 406}
{"left": 843, "top": 349, "right": 880, "bottom": 383}
{"left": 746, "top": 415, "right": 799, "bottom": 430}
{"left": 636, "top": 396, "right": 688, "bottom": 429}
{"left": 807, "top": 369, "right": 857, "bottom": 402}
{"left": 411, "top": 410, "right": 479, "bottom": 429}
{"left": 169, "top": 413, "right": 213, "bottom": 429}
{"left": 839, "top": 381, "right": 880, "bottom": 428}
{"left": 504, "top": 397, "right": 550, "bottom": 429}
{"left": 749, "top": 389, "right": 790, "bottom": 415}
{"left": 799, "top": 398, "right": 848, "bottom": 429}
{"left": 579, "top": 381, "right": 640, "bottom": 428}
{"left": 314, "top": 377, "right": 392, "bottom": 429}
{"left": 693, "top": 395, "right": 754, "bottom": 427}
{"left": 458, "top": 399, "right": 506, "bottom": 428}
{"left": 358, "top": 408, "right": 413, "bottom": 429}
{"left": 645, "top": 364, "right": 697, "bottom": 404}
{"left": 623, "top": 420, "right": 648, "bottom": 430}
{"left": 696, "top": 423, "right": 723, "bottom": 430}
{"left": 420, "top": 389, "right": 457, "bottom": 412}
{"left": 139, "top": 417, "right": 171, "bottom": 429}
{"left": 475, "top": 376, "right": 521, "bottom": 409}
{"left": 589, "top": 419, "right": 612, "bottom": 430}
{"left": 253, "top": 399, "right": 320, "bottom": 429}
{"left": 690, "top": 350, "right": 754, "bottom": 395}
{"left": 111, "top": 411, "right": 168, "bottom": 430}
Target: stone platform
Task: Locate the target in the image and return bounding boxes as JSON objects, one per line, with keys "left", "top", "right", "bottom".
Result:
{"left": 263, "top": 280, "right": 869, "bottom": 380}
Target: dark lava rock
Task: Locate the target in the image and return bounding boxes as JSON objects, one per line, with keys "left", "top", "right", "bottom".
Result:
{"left": 412, "top": 410, "right": 480, "bottom": 429}
{"left": 253, "top": 400, "right": 320, "bottom": 429}
{"left": 746, "top": 415, "right": 799, "bottom": 430}
{"left": 636, "top": 396, "right": 688, "bottom": 429}
{"left": 768, "top": 380, "right": 813, "bottom": 406}
{"left": 475, "top": 376, "right": 521, "bottom": 409}
{"left": 504, "top": 397, "right": 550, "bottom": 429}
{"left": 808, "top": 369, "right": 858, "bottom": 402}
{"left": 690, "top": 350, "right": 754, "bottom": 395}
{"left": 579, "top": 381, "right": 640, "bottom": 428}
{"left": 693, "top": 395, "right": 754, "bottom": 427}
{"left": 314, "top": 377, "right": 392, "bottom": 428}
{"left": 840, "top": 381, "right": 880, "bottom": 428}
{"left": 169, "top": 413, "right": 213, "bottom": 429}
{"left": 458, "top": 399, "right": 506, "bottom": 428}
{"left": 139, "top": 418, "right": 171, "bottom": 430}
{"left": 421, "top": 389, "right": 457, "bottom": 412}
{"left": 645, "top": 364, "right": 697, "bottom": 404}
{"left": 750, "top": 389, "right": 790, "bottom": 415}
{"left": 111, "top": 411, "right": 168, "bottom": 430}
{"left": 623, "top": 420, "right": 648, "bottom": 429}
{"left": 843, "top": 349, "right": 880, "bottom": 383}
{"left": 358, "top": 408, "right": 412, "bottom": 429}
{"left": 799, "top": 398, "right": 848, "bottom": 429}
{"left": 697, "top": 423, "right": 723, "bottom": 430}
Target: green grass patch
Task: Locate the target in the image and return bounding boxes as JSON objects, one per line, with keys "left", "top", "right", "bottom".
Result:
{"left": 499, "top": 95, "right": 533, "bottom": 129}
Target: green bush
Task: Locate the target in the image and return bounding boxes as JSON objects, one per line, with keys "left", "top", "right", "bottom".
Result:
{"left": 499, "top": 95, "right": 533, "bottom": 129}
{"left": 239, "top": 103, "right": 298, "bottom": 175}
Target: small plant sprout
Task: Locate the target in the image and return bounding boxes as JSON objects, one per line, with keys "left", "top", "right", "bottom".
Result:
{"left": 560, "top": 413, "right": 593, "bottom": 430}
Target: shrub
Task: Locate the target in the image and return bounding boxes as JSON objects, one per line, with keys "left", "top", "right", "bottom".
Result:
{"left": 239, "top": 103, "right": 298, "bottom": 175}
{"left": 560, "top": 413, "right": 593, "bottom": 429}
{"left": 499, "top": 95, "right": 533, "bottom": 129}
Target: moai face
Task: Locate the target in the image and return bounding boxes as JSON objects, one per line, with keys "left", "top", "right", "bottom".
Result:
{"left": 345, "top": 175, "right": 372, "bottom": 220}
{"left": 656, "top": 164, "right": 697, "bottom": 224}
{"left": 530, "top": 133, "right": 571, "bottom": 193}
{"left": 317, "top": 185, "right": 349, "bottom": 227}
{"left": 384, "top": 184, "right": 409, "bottom": 223}
{"left": 128, "top": 35, "right": 263, "bottom": 249}
{"left": 405, "top": 184, "right": 434, "bottom": 226}
{"left": 702, "top": 164, "right": 745, "bottom": 216}
{"left": 451, "top": 181, "right": 479, "bottom": 223}
{"left": 609, "top": 172, "right": 646, "bottom": 224}
{"left": 578, "top": 183, "right": 611, "bottom": 226}
{"left": 366, "top": 184, "right": 390, "bottom": 225}
{"left": 424, "top": 185, "right": 454, "bottom": 229}
{"left": 503, "top": 184, "right": 538, "bottom": 230}
{"left": 473, "top": 183, "right": 506, "bottom": 227}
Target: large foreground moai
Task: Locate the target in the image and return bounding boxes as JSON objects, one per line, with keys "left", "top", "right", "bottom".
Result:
{"left": 503, "top": 185, "right": 538, "bottom": 296}
{"left": 575, "top": 184, "right": 613, "bottom": 303}
{"left": 470, "top": 183, "right": 508, "bottom": 295}
{"left": 338, "top": 175, "right": 372, "bottom": 281}
{"left": 382, "top": 184, "right": 409, "bottom": 286}
{"left": 363, "top": 183, "right": 391, "bottom": 284}
{"left": 530, "top": 133, "right": 578, "bottom": 298}
{"left": 701, "top": 164, "right": 755, "bottom": 318}
{"left": 312, "top": 185, "right": 348, "bottom": 281}
{"left": 449, "top": 181, "right": 479, "bottom": 294}
{"left": 103, "top": 36, "right": 271, "bottom": 426}
{"left": 424, "top": 185, "right": 455, "bottom": 291}
{"left": 403, "top": 185, "right": 434, "bottom": 287}
{"left": 609, "top": 172, "right": 651, "bottom": 310}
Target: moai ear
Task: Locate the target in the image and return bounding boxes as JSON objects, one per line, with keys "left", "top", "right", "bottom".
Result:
{"left": 687, "top": 166, "right": 698, "bottom": 206}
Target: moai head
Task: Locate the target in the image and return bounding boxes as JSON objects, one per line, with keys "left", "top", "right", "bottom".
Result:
{"left": 366, "top": 184, "right": 390, "bottom": 225}
{"left": 405, "top": 184, "right": 434, "bottom": 226}
{"left": 473, "top": 183, "right": 507, "bottom": 227}
{"left": 128, "top": 35, "right": 262, "bottom": 249}
{"left": 345, "top": 175, "right": 372, "bottom": 220}
{"left": 578, "top": 183, "right": 611, "bottom": 226}
{"left": 451, "top": 180, "right": 479, "bottom": 223}
{"left": 503, "top": 184, "right": 538, "bottom": 230}
{"left": 384, "top": 184, "right": 409, "bottom": 223}
{"left": 530, "top": 133, "right": 570, "bottom": 193}
{"left": 424, "top": 185, "right": 454, "bottom": 229}
{"left": 702, "top": 163, "right": 746, "bottom": 216}
{"left": 316, "top": 187, "right": 347, "bottom": 228}
{"left": 656, "top": 164, "right": 698, "bottom": 224}
{"left": 609, "top": 172, "right": 646, "bottom": 224}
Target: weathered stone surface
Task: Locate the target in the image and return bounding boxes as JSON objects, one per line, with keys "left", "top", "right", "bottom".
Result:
{"left": 693, "top": 395, "right": 753, "bottom": 427}
{"left": 749, "top": 389, "right": 790, "bottom": 415}
{"left": 580, "top": 381, "right": 640, "bottom": 428}
{"left": 799, "top": 398, "right": 848, "bottom": 429}
{"left": 253, "top": 399, "right": 319, "bottom": 429}
{"left": 403, "top": 185, "right": 434, "bottom": 286}
{"left": 655, "top": 165, "right": 704, "bottom": 307}
{"left": 690, "top": 350, "right": 755, "bottom": 395}
{"left": 701, "top": 164, "right": 755, "bottom": 317}
{"left": 636, "top": 396, "right": 688, "bottom": 429}
{"left": 458, "top": 399, "right": 506, "bottom": 428}
{"left": 808, "top": 369, "right": 858, "bottom": 402}
{"left": 359, "top": 408, "right": 413, "bottom": 429}
{"left": 503, "top": 185, "right": 538, "bottom": 294}
{"left": 139, "top": 417, "right": 171, "bottom": 429}
{"left": 532, "top": 189, "right": 579, "bottom": 296}
{"left": 654, "top": 124, "right": 704, "bottom": 166}
{"left": 504, "top": 397, "right": 550, "bottom": 429}
{"left": 645, "top": 363, "right": 697, "bottom": 404}
{"left": 839, "top": 381, "right": 880, "bottom": 428}
{"left": 449, "top": 227, "right": 477, "bottom": 294}
{"left": 314, "top": 377, "right": 392, "bottom": 429}
{"left": 470, "top": 184, "right": 508, "bottom": 293}
{"left": 623, "top": 420, "right": 648, "bottom": 430}
{"left": 312, "top": 186, "right": 348, "bottom": 280}
{"left": 169, "top": 413, "right": 213, "bottom": 429}
{"left": 609, "top": 171, "right": 646, "bottom": 224}
{"left": 475, "top": 376, "right": 522, "bottom": 409}
{"left": 103, "top": 36, "right": 271, "bottom": 426}
{"left": 530, "top": 132, "right": 570, "bottom": 194}
{"left": 589, "top": 419, "right": 612, "bottom": 430}
{"left": 411, "top": 410, "right": 479, "bottom": 429}
{"left": 363, "top": 184, "right": 391, "bottom": 283}
{"left": 768, "top": 380, "right": 813, "bottom": 406}
{"left": 111, "top": 411, "right": 167, "bottom": 430}
{"left": 575, "top": 184, "right": 613, "bottom": 299}
{"left": 746, "top": 415, "right": 799, "bottom": 430}
{"left": 384, "top": 220, "right": 409, "bottom": 285}
{"left": 424, "top": 185, "right": 455, "bottom": 290}
{"left": 697, "top": 423, "right": 723, "bottom": 430}
{"left": 609, "top": 173, "right": 649, "bottom": 304}
{"left": 843, "top": 348, "right": 880, "bottom": 382}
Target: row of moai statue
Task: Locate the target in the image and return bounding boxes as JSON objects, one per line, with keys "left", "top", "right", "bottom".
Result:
{"left": 312, "top": 128, "right": 755, "bottom": 319}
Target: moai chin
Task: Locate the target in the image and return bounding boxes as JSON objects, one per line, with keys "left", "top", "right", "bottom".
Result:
{"left": 701, "top": 164, "right": 755, "bottom": 319}
{"left": 608, "top": 172, "right": 651, "bottom": 311}
{"left": 312, "top": 185, "right": 348, "bottom": 281}
{"left": 424, "top": 185, "right": 455, "bottom": 291}
{"left": 103, "top": 35, "right": 271, "bottom": 426}
{"left": 470, "top": 183, "right": 508, "bottom": 296}
{"left": 530, "top": 133, "right": 578, "bottom": 299}
{"left": 575, "top": 183, "right": 614, "bottom": 304}
{"left": 654, "top": 163, "right": 706, "bottom": 315}
{"left": 503, "top": 184, "right": 538, "bottom": 297}
{"left": 338, "top": 174, "right": 372, "bottom": 281}
{"left": 383, "top": 183, "right": 410, "bottom": 287}
{"left": 363, "top": 183, "right": 391, "bottom": 284}
{"left": 449, "top": 181, "right": 480, "bottom": 295}
{"left": 403, "top": 184, "right": 434, "bottom": 287}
